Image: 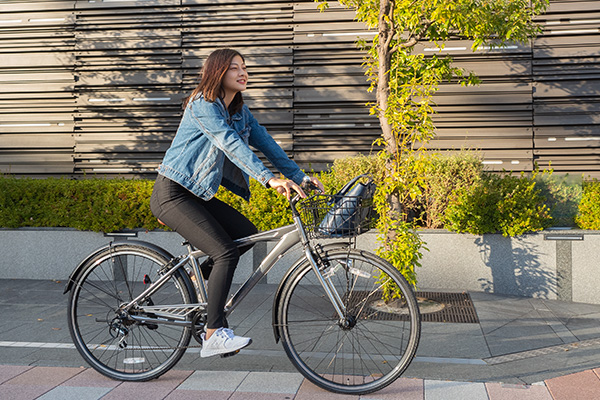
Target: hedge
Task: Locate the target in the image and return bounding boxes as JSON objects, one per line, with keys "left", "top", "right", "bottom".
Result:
{"left": 0, "top": 176, "right": 162, "bottom": 232}
{"left": 0, "top": 153, "right": 595, "bottom": 235}
{"left": 445, "top": 171, "right": 553, "bottom": 236}
{"left": 575, "top": 180, "right": 600, "bottom": 230}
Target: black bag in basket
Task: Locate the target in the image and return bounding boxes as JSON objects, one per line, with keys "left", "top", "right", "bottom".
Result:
{"left": 318, "top": 174, "right": 376, "bottom": 237}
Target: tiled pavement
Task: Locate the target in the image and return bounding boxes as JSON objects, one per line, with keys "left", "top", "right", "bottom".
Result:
{"left": 2, "top": 365, "right": 600, "bottom": 399}
{"left": 1, "top": 279, "right": 600, "bottom": 399}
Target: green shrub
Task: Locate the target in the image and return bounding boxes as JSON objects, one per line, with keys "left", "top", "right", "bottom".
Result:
{"left": 575, "top": 180, "right": 600, "bottom": 230}
{"left": 0, "top": 174, "right": 301, "bottom": 233}
{"left": 0, "top": 175, "right": 162, "bottom": 232}
{"left": 0, "top": 172, "right": 352, "bottom": 233}
{"left": 318, "top": 154, "right": 386, "bottom": 193}
{"left": 536, "top": 172, "right": 583, "bottom": 227}
{"left": 2, "top": 155, "right": 581, "bottom": 236}
{"left": 442, "top": 177, "right": 499, "bottom": 235}
{"left": 215, "top": 180, "right": 292, "bottom": 232}
{"left": 412, "top": 151, "right": 483, "bottom": 228}
{"left": 319, "top": 151, "right": 483, "bottom": 224}
{"left": 445, "top": 171, "right": 553, "bottom": 236}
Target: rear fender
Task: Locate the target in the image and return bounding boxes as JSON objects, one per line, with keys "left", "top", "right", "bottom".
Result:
{"left": 63, "top": 240, "right": 177, "bottom": 294}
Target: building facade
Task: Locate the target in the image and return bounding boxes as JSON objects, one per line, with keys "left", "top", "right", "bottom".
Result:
{"left": 1, "top": 0, "right": 599, "bottom": 177}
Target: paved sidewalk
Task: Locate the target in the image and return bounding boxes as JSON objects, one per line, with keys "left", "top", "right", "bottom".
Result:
{"left": 2, "top": 364, "right": 600, "bottom": 399}
{"left": 1, "top": 279, "right": 600, "bottom": 399}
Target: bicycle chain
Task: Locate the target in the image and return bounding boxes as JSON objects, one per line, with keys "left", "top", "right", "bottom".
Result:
{"left": 113, "top": 309, "right": 208, "bottom": 351}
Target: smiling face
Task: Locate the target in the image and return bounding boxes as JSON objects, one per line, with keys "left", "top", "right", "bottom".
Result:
{"left": 222, "top": 55, "right": 248, "bottom": 98}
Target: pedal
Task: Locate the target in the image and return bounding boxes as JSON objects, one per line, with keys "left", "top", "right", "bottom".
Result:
{"left": 220, "top": 349, "right": 240, "bottom": 358}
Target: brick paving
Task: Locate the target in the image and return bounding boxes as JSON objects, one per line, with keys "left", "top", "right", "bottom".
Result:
{"left": 545, "top": 369, "right": 600, "bottom": 400}
{"left": 2, "top": 365, "right": 600, "bottom": 399}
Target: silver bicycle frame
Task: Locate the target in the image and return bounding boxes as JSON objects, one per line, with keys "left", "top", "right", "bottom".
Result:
{"left": 221, "top": 216, "right": 346, "bottom": 319}
{"left": 223, "top": 225, "right": 299, "bottom": 314}
{"left": 126, "top": 218, "right": 348, "bottom": 323}
{"left": 122, "top": 225, "right": 300, "bottom": 316}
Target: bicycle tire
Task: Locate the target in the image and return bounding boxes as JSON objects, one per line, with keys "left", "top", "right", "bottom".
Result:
{"left": 277, "top": 248, "right": 421, "bottom": 395}
{"left": 67, "top": 243, "right": 194, "bottom": 381}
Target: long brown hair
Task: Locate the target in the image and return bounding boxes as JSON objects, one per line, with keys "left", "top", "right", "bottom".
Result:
{"left": 183, "top": 48, "right": 245, "bottom": 114}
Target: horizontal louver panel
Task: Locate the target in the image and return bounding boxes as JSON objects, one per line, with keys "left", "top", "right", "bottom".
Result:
{"left": 0, "top": 0, "right": 75, "bottom": 175}
{"left": 0, "top": 0, "right": 599, "bottom": 178}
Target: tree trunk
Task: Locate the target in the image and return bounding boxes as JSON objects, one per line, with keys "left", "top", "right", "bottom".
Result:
{"left": 377, "top": 0, "right": 402, "bottom": 222}
{"left": 377, "top": 0, "right": 396, "bottom": 156}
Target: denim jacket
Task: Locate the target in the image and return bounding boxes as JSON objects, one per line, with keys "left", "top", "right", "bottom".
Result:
{"left": 157, "top": 95, "right": 306, "bottom": 201}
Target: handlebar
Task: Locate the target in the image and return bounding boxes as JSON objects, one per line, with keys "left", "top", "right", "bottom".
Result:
{"left": 302, "top": 179, "right": 322, "bottom": 193}
{"left": 289, "top": 179, "right": 322, "bottom": 215}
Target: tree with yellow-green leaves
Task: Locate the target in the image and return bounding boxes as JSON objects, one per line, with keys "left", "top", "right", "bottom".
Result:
{"left": 315, "top": 0, "right": 549, "bottom": 293}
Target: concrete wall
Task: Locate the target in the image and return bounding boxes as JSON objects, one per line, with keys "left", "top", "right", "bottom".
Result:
{"left": 0, "top": 228, "right": 304, "bottom": 286}
{"left": 1, "top": 228, "right": 597, "bottom": 304}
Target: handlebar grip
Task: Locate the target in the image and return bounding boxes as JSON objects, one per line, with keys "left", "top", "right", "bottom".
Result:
{"left": 301, "top": 177, "right": 322, "bottom": 193}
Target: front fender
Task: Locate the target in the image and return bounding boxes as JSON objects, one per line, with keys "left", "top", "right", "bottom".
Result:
{"left": 63, "top": 240, "right": 176, "bottom": 294}
{"left": 271, "top": 242, "right": 350, "bottom": 343}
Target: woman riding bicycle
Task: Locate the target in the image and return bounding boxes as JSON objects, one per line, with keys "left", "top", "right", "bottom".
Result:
{"left": 150, "top": 48, "right": 323, "bottom": 358}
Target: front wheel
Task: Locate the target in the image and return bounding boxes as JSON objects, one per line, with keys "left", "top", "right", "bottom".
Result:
{"left": 277, "top": 248, "right": 421, "bottom": 395}
{"left": 67, "top": 243, "right": 194, "bottom": 381}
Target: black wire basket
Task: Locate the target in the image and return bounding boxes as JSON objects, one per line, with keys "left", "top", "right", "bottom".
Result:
{"left": 298, "top": 194, "right": 375, "bottom": 239}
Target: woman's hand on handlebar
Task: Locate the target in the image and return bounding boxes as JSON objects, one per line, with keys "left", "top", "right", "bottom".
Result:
{"left": 303, "top": 176, "right": 325, "bottom": 193}
{"left": 268, "top": 178, "right": 306, "bottom": 199}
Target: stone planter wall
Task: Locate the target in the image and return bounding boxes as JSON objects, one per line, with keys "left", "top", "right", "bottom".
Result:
{"left": 415, "top": 230, "right": 599, "bottom": 304}
{"left": 355, "top": 230, "right": 600, "bottom": 304}
{"left": 1, "top": 228, "right": 598, "bottom": 304}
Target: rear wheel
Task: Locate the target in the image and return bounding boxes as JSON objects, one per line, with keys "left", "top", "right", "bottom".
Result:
{"left": 67, "top": 244, "right": 194, "bottom": 381}
{"left": 278, "top": 248, "right": 420, "bottom": 395}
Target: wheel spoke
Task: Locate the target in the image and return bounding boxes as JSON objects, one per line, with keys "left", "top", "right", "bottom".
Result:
{"left": 279, "top": 249, "right": 420, "bottom": 395}
{"left": 68, "top": 245, "right": 193, "bottom": 381}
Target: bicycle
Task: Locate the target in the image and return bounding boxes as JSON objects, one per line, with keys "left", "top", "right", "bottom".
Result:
{"left": 64, "top": 175, "right": 421, "bottom": 395}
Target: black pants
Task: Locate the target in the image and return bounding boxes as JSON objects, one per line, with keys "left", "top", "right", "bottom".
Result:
{"left": 150, "top": 175, "right": 257, "bottom": 329}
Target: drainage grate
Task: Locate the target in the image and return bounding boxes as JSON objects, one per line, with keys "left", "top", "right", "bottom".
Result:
{"left": 416, "top": 291, "right": 479, "bottom": 324}
{"left": 347, "top": 291, "right": 479, "bottom": 324}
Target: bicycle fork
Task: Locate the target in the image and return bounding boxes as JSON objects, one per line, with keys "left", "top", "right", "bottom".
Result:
{"left": 292, "top": 210, "right": 349, "bottom": 323}
{"left": 304, "top": 247, "right": 347, "bottom": 320}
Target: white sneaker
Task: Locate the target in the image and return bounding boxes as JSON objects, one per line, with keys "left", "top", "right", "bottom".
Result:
{"left": 200, "top": 328, "right": 252, "bottom": 358}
